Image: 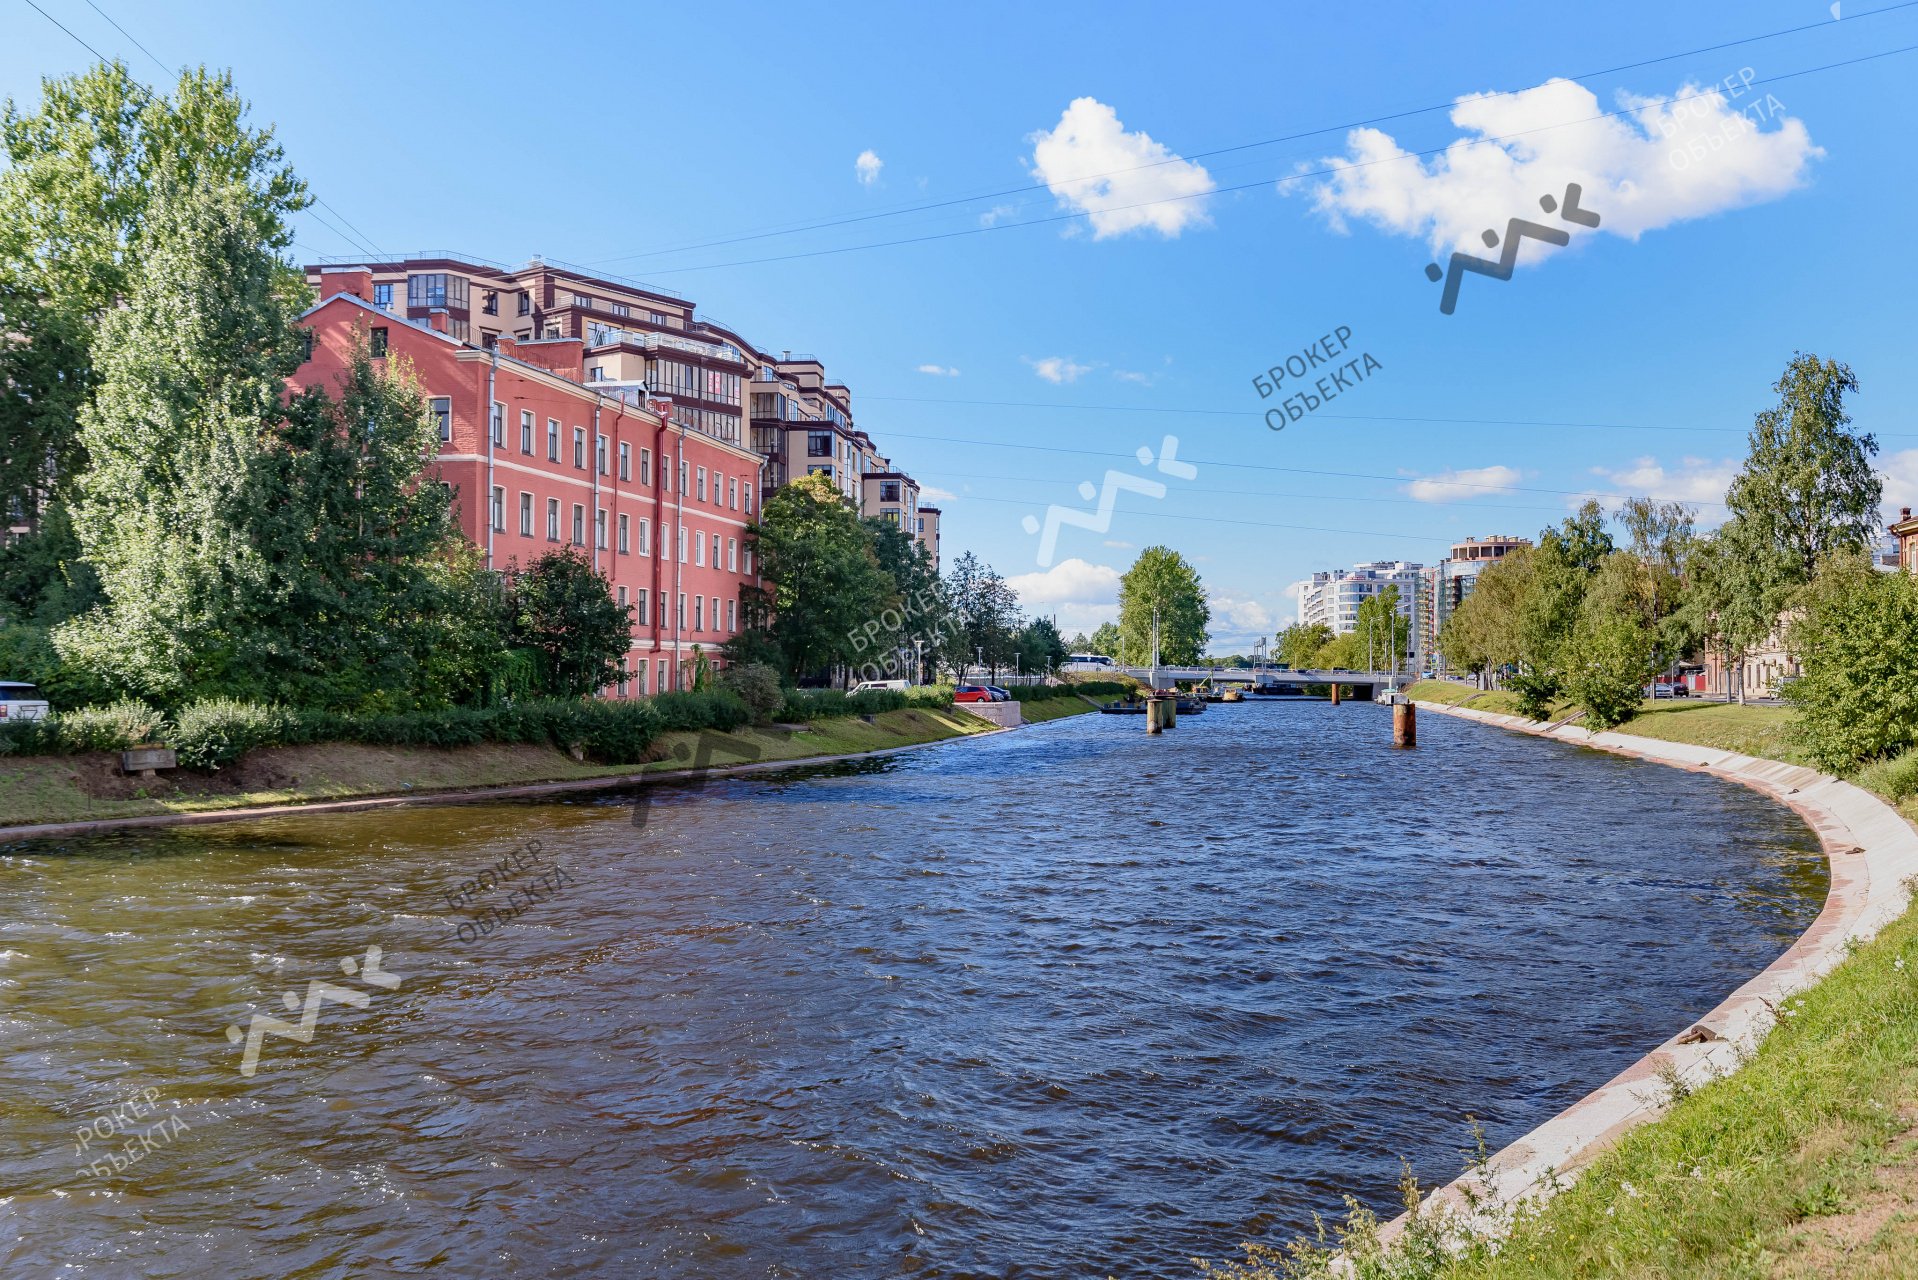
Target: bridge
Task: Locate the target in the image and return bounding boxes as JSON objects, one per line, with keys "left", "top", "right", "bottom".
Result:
{"left": 1110, "top": 666, "right": 1407, "bottom": 695}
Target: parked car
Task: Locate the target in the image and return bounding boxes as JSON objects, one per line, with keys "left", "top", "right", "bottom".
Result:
{"left": 1650, "top": 681, "right": 1675, "bottom": 699}
{"left": 850, "top": 679, "right": 909, "bottom": 694}
{"left": 1670, "top": 682, "right": 1690, "bottom": 698}
{"left": 985, "top": 685, "right": 1012, "bottom": 702}
{"left": 0, "top": 681, "right": 51, "bottom": 722}
{"left": 953, "top": 685, "right": 994, "bottom": 703}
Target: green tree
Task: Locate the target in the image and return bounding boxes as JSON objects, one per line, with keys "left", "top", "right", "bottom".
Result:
{"left": 1118, "top": 546, "right": 1209, "bottom": 665}
{"left": 943, "top": 551, "right": 1022, "bottom": 675}
{"left": 1013, "top": 616, "right": 1068, "bottom": 676}
{"left": 509, "top": 547, "right": 632, "bottom": 699}
{"left": 0, "top": 62, "right": 308, "bottom": 553}
{"left": 1065, "top": 631, "right": 1093, "bottom": 653}
{"left": 1088, "top": 621, "right": 1121, "bottom": 658}
{"left": 1784, "top": 555, "right": 1918, "bottom": 770}
{"left": 1276, "top": 621, "right": 1332, "bottom": 668}
{"left": 52, "top": 175, "right": 312, "bottom": 703}
{"left": 862, "top": 514, "right": 950, "bottom": 683}
{"left": 741, "top": 472, "right": 896, "bottom": 681}
{"left": 1353, "top": 585, "right": 1412, "bottom": 671}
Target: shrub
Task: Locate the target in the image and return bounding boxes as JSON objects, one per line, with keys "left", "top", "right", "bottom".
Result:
{"left": 170, "top": 699, "right": 291, "bottom": 769}
{"left": 651, "top": 689, "right": 750, "bottom": 733}
{"left": 718, "top": 662, "right": 785, "bottom": 723}
{"left": 573, "top": 699, "right": 662, "bottom": 764}
{"left": 51, "top": 701, "right": 169, "bottom": 753}
{"left": 1562, "top": 615, "right": 1655, "bottom": 730}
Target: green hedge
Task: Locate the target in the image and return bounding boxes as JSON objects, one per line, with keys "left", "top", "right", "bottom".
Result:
{"left": 0, "top": 695, "right": 675, "bottom": 770}
{"left": 778, "top": 684, "right": 953, "bottom": 722}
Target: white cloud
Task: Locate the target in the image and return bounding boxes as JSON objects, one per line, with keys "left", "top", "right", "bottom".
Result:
{"left": 1298, "top": 76, "right": 1821, "bottom": 260}
{"left": 854, "top": 149, "right": 884, "bottom": 186}
{"left": 1587, "top": 455, "right": 1740, "bottom": 507}
{"left": 919, "top": 485, "right": 957, "bottom": 503}
{"left": 979, "top": 203, "right": 1018, "bottom": 226}
{"left": 1212, "top": 596, "right": 1274, "bottom": 633}
{"left": 1026, "top": 355, "right": 1092, "bottom": 384}
{"left": 1405, "top": 465, "right": 1523, "bottom": 502}
{"left": 1102, "top": 539, "right": 1133, "bottom": 549}
{"left": 1007, "top": 557, "right": 1121, "bottom": 606}
{"left": 1113, "top": 369, "right": 1154, "bottom": 386}
{"left": 915, "top": 363, "right": 960, "bottom": 377}
{"left": 1028, "top": 97, "right": 1216, "bottom": 239}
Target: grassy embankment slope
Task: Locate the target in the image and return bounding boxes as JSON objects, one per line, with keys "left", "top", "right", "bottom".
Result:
{"left": 1316, "top": 681, "right": 1918, "bottom": 1279}
{"left": 0, "top": 697, "right": 1100, "bottom": 830}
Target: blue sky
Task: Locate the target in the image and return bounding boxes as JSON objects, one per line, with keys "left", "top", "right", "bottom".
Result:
{"left": 6, "top": 1, "right": 1915, "bottom": 651}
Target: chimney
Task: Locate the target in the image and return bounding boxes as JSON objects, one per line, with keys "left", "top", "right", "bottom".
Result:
{"left": 318, "top": 266, "right": 372, "bottom": 302}
{"left": 1903, "top": 507, "right": 1911, "bottom": 522}
{"left": 426, "top": 309, "right": 449, "bottom": 334}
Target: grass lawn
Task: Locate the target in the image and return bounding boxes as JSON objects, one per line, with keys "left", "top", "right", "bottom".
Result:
{"left": 0, "top": 706, "right": 999, "bottom": 831}
{"left": 1277, "top": 682, "right": 1918, "bottom": 1279}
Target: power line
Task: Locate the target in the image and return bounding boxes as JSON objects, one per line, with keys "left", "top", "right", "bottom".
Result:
{"left": 313, "top": 197, "right": 382, "bottom": 258}
{"left": 21, "top": 0, "right": 111, "bottom": 63}
{"left": 586, "top": 2, "right": 1918, "bottom": 268}
{"left": 630, "top": 44, "right": 1918, "bottom": 276}
{"left": 876, "top": 426, "right": 1733, "bottom": 508}
{"left": 81, "top": 0, "right": 168, "bottom": 78}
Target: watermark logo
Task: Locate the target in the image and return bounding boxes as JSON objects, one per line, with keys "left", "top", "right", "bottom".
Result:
{"left": 224, "top": 944, "right": 403, "bottom": 1078}
{"left": 1661, "top": 68, "right": 1786, "bottom": 171}
{"left": 70, "top": 1086, "right": 192, "bottom": 1182}
{"left": 1253, "top": 326, "right": 1383, "bottom": 428}
{"left": 443, "top": 840, "right": 581, "bottom": 942}
{"left": 1425, "top": 182, "right": 1602, "bottom": 315}
{"left": 1022, "top": 434, "right": 1196, "bottom": 567}
{"left": 847, "top": 585, "right": 959, "bottom": 685}
{"left": 632, "top": 728, "right": 766, "bottom": 831}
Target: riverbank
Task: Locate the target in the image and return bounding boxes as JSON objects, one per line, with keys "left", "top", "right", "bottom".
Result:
{"left": 0, "top": 700, "right": 1100, "bottom": 837}
{"left": 1217, "top": 689, "right": 1918, "bottom": 1278}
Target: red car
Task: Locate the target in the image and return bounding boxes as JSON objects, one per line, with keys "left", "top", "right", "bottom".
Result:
{"left": 953, "top": 685, "right": 994, "bottom": 703}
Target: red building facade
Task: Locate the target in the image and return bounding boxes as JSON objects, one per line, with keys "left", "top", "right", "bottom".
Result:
{"left": 294, "top": 269, "right": 761, "bottom": 697}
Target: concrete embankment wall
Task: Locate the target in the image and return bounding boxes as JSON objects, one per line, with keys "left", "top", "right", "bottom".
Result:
{"left": 1398, "top": 700, "right": 1918, "bottom": 1230}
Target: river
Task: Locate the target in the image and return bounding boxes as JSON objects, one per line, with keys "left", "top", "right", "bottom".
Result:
{"left": 0, "top": 700, "right": 1826, "bottom": 1278}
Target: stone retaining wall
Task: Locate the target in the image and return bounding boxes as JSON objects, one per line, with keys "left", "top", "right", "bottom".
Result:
{"left": 1394, "top": 700, "right": 1918, "bottom": 1233}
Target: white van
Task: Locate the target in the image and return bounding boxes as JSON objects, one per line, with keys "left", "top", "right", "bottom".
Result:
{"left": 0, "top": 681, "right": 51, "bottom": 722}
{"left": 850, "top": 680, "right": 910, "bottom": 694}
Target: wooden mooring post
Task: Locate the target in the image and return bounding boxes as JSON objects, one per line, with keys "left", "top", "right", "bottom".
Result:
{"left": 1393, "top": 698, "right": 1416, "bottom": 747}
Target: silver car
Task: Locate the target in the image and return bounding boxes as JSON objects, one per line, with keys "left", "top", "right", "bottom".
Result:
{"left": 0, "top": 681, "right": 51, "bottom": 722}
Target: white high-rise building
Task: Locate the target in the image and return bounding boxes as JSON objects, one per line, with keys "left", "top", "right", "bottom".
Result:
{"left": 1292, "top": 560, "right": 1424, "bottom": 638}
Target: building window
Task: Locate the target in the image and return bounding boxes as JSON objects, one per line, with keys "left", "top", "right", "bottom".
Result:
{"left": 489, "top": 486, "right": 505, "bottom": 532}
{"left": 677, "top": 594, "right": 687, "bottom": 630}
{"left": 679, "top": 460, "right": 689, "bottom": 493}
{"left": 430, "top": 397, "right": 451, "bottom": 441}
{"left": 697, "top": 467, "right": 708, "bottom": 502}
{"left": 657, "top": 657, "right": 668, "bottom": 692}
{"left": 638, "top": 518, "right": 650, "bottom": 556}
{"left": 657, "top": 597, "right": 666, "bottom": 629}
{"left": 694, "top": 528, "right": 705, "bottom": 567}
{"left": 571, "top": 504, "right": 585, "bottom": 546}
{"left": 678, "top": 524, "right": 687, "bottom": 563}
{"left": 407, "top": 273, "right": 467, "bottom": 310}
{"left": 370, "top": 327, "right": 389, "bottom": 358}
{"left": 694, "top": 597, "right": 704, "bottom": 632}
{"left": 727, "top": 478, "right": 737, "bottom": 510}
{"left": 519, "top": 410, "right": 534, "bottom": 455}
{"left": 595, "top": 507, "right": 607, "bottom": 550}
{"left": 482, "top": 290, "right": 499, "bottom": 316}
{"left": 880, "top": 481, "right": 901, "bottom": 503}
{"left": 519, "top": 492, "right": 533, "bottom": 536}
{"left": 744, "top": 484, "right": 752, "bottom": 515}
{"left": 547, "top": 419, "right": 559, "bottom": 461}
{"left": 727, "top": 537, "right": 737, "bottom": 572}
{"left": 490, "top": 402, "right": 505, "bottom": 447}
{"left": 727, "top": 599, "right": 737, "bottom": 632}
{"left": 808, "top": 430, "right": 832, "bottom": 458}
{"left": 635, "top": 588, "right": 649, "bottom": 627}
{"left": 743, "top": 548, "right": 753, "bottom": 576}
{"left": 618, "top": 442, "right": 631, "bottom": 482}
{"left": 597, "top": 434, "right": 608, "bottom": 475}
{"left": 711, "top": 533, "right": 720, "bottom": 567}
{"left": 546, "top": 498, "right": 560, "bottom": 541}
{"left": 610, "top": 302, "right": 628, "bottom": 317}
{"left": 640, "top": 448, "right": 652, "bottom": 486}
{"left": 618, "top": 513, "right": 630, "bottom": 553}
{"left": 373, "top": 283, "right": 394, "bottom": 311}
{"left": 518, "top": 292, "right": 530, "bottom": 316}
{"left": 573, "top": 428, "right": 586, "bottom": 470}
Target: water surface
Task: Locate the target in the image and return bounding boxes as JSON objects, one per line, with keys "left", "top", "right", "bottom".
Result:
{"left": 0, "top": 701, "right": 1826, "bottom": 1277}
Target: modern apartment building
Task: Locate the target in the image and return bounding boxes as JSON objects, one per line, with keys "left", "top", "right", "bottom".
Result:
{"left": 1293, "top": 560, "right": 1425, "bottom": 651}
{"left": 294, "top": 268, "right": 762, "bottom": 697}
{"left": 301, "top": 253, "right": 940, "bottom": 568}
{"left": 1421, "top": 535, "right": 1531, "bottom": 669}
